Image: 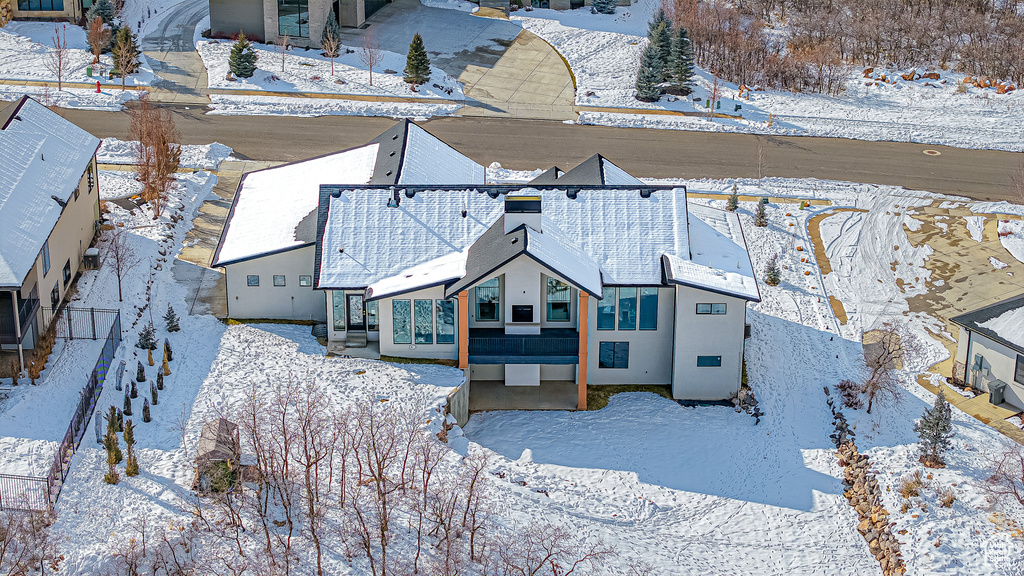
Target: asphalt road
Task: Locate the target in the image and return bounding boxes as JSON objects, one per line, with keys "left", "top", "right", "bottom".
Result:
{"left": 59, "top": 107, "right": 1023, "bottom": 201}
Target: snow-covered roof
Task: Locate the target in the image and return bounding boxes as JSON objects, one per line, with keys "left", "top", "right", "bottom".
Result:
{"left": 365, "top": 251, "right": 468, "bottom": 301}
{"left": 315, "top": 186, "right": 690, "bottom": 290}
{"left": 214, "top": 120, "right": 485, "bottom": 267}
{"left": 951, "top": 294, "right": 1024, "bottom": 355}
{"left": 0, "top": 97, "right": 100, "bottom": 288}
{"left": 663, "top": 205, "right": 761, "bottom": 302}
{"left": 978, "top": 304, "right": 1024, "bottom": 350}
{"left": 214, "top": 145, "right": 379, "bottom": 266}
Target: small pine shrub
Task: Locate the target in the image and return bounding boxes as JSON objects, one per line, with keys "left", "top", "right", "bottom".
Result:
{"left": 726, "top": 184, "right": 739, "bottom": 212}
{"left": 86, "top": 0, "right": 114, "bottom": 25}
{"left": 899, "top": 470, "right": 923, "bottom": 499}
{"left": 229, "top": 33, "right": 258, "bottom": 79}
{"left": 142, "top": 398, "right": 151, "bottom": 423}
{"left": 123, "top": 391, "right": 132, "bottom": 416}
{"left": 634, "top": 42, "right": 663, "bottom": 102}
{"left": 764, "top": 254, "right": 781, "bottom": 286}
{"left": 136, "top": 360, "right": 145, "bottom": 383}
{"left": 111, "top": 26, "right": 141, "bottom": 75}
{"left": 164, "top": 339, "right": 173, "bottom": 362}
{"left": 163, "top": 304, "right": 180, "bottom": 332}
{"left": 124, "top": 420, "right": 139, "bottom": 477}
{"left": 915, "top": 391, "right": 955, "bottom": 468}
{"left": 754, "top": 201, "right": 768, "bottom": 227}
{"left": 137, "top": 322, "right": 157, "bottom": 350}
{"left": 403, "top": 32, "right": 431, "bottom": 86}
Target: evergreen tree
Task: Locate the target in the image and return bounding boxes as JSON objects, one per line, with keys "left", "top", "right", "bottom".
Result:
{"left": 648, "top": 8, "right": 667, "bottom": 38}
{"left": 136, "top": 360, "right": 145, "bottom": 383}
{"left": 635, "top": 42, "right": 663, "bottom": 102}
{"left": 651, "top": 21, "right": 672, "bottom": 81}
{"left": 142, "top": 398, "right": 151, "bottom": 423}
{"left": 321, "top": 10, "right": 342, "bottom": 57}
{"left": 156, "top": 367, "right": 164, "bottom": 391}
{"left": 105, "top": 406, "right": 123, "bottom": 463}
{"left": 124, "top": 420, "right": 139, "bottom": 477}
{"left": 764, "top": 254, "right": 781, "bottom": 286}
{"left": 163, "top": 304, "right": 180, "bottom": 332}
{"left": 591, "top": 0, "right": 616, "bottom": 14}
{"left": 123, "top": 390, "right": 132, "bottom": 416}
{"left": 727, "top": 184, "right": 739, "bottom": 211}
{"left": 669, "top": 26, "right": 695, "bottom": 94}
{"left": 229, "top": 33, "right": 258, "bottom": 79}
{"left": 136, "top": 322, "right": 156, "bottom": 350}
{"left": 86, "top": 0, "right": 115, "bottom": 25}
{"left": 754, "top": 201, "right": 768, "bottom": 227}
{"left": 151, "top": 381, "right": 158, "bottom": 406}
{"left": 111, "top": 26, "right": 141, "bottom": 75}
{"left": 914, "top": 391, "right": 955, "bottom": 467}
{"left": 103, "top": 428, "right": 120, "bottom": 484}
{"left": 403, "top": 32, "right": 431, "bottom": 87}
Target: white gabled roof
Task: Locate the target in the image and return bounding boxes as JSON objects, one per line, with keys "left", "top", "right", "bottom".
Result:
{"left": 214, "top": 144, "right": 379, "bottom": 266}
{"left": 979, "top": 306, "right": 1024, "bottom": 349}
{"left": 0, "top": 97, "right": 99, "bottom": 288}
{"left": 398, "top": 123, "right": 485, "bottom": 185}
{"left": 663, "top": 205, "right": 760, "bottom": 302}
{"left": 365, "top": 251, "right": 468, "bottom": 301}
{"left": 526, "top": 218, "right": 603, "bottom": 296}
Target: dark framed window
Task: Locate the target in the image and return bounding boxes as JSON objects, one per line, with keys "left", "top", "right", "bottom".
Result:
{"left": 298, "top": 275, "right": 312, "bottom": 287}
{"left": 62, "top": 259, "right": 71, "bottom": 288}
{"left": 697, "top": 355, "right": 722, "bottom": 367}
{"left": 277, "top": 0, "right": 309, "bottom": 38}
{"left": 597, "top": 287, "right": 615, "bottom": 330}
{"left": 414, "top": 299, "right": 433, "bottom": 344}
{"left": 273, "top": 275, "right": 286, "bottom": 287}
{"left": 50, "top": 284, "right": 60, "bottom": 308}
{"left": 393, "top": 300, "right": 411, "bottom": 344}
{"left": 546, "top": 278, "right": 570, "bottom": 322}
{"left": 1016, "top": 354, "right": 1024, "bottom": 386}
{"left": 41, "top": 240, "right": 50, "bottom": 275}
{"left": 246, "top": 275, "right": 259, "bottom": 286}
{"left": 618, "top": 287, "right": 637, "bottom": 330}
{"left": 599, "top": 342, "right": 629, "bottom": 369}
{"left": 436, "top": 300, "right": 455, "bottom": 344}
{"left": 476, "top": 278, "right": 499, "bottom": 322}
{"left": 697, "top": 303, "right": 727, "bottom": 315}
{"left": 18, "top": 0, "right": 65, "bottom": 10}
{"left": 639, "top": 287, "right": 658, "bottom": 330}
{"left": 512, "top": 305, "right": 533, "bottom": 323}
{"left": 332, "top": 292, "right": 345, "bottom": 331}
{"left": 367, "top": 301, "right": 378, "bottom": 331}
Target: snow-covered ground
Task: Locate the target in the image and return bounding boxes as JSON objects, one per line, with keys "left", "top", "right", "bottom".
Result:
{"left": 97, "top": 139, "right": 234, "bottom": 170}
{"left": 206, "top": 93, "right": 460, "bottom": 118}
{"left": 5, "top": 148, "right": 1024, "bottom": 572}
{"left": 514, "top": 3, "right": 1024, "bottom": 151}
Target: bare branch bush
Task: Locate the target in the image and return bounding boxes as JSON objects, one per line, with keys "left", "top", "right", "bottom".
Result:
{"left": 359, "top": 28, "right": 384, "bottom": 87}
{"left": 45, "top": 24, "right": 68, "bottom": 92}
{"left": 87, "top": 16, "right": 110, "bottom": 65}
{"left": 861, "top": 320, "right": 921, "bottom": 413}
{"left": 487, "top": 521, "right": 614, "bottom": 576}
{"left": 129, "top": 96, "right": 182, "bottom": 218}
{"left": 986, "top": 442, "right": 1024, "bottom": 511}
{"left": 0, "top": 505, "right": 59, "bottom": 575}
{"left": 106, "top": 225, "right": 141, "bottom": 302}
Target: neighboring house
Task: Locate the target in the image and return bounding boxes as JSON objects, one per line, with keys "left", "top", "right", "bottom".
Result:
{"left": 0, "top": 95, "right": 102, "bottom": 369}
{"left": 211, "top": 119, "right": 486, "bottom": 321}
{"left": 215, "top": 119, "right": 760, "bottom": 410}
{"left": 10, "top": 0, "right": 89, "bottom": 21}
{"left": 951, "top": 295, "right": 1024, "bottom": 410}
{"left": 209, "top": 0, "right": 387, "bottom": 46}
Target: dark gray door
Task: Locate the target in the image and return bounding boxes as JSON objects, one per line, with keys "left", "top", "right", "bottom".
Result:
{"left": 347, "top": 295, "right": 366, "bottom": 331}
{"left": 365, "top": 0, "right": 387, "bottom": 19}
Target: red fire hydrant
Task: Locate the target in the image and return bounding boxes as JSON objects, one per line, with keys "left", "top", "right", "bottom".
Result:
{"left": 96, "top": 81, "right": 101, "bottom": 93}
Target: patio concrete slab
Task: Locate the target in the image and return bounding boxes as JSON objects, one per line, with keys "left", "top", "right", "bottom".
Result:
{"left": 469, "top": 380, "right": 578, "bottom": 411}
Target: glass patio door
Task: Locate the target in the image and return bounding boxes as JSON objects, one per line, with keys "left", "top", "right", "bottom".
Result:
{"left": 347, "top": 295, "right": 366, "bottom": 331}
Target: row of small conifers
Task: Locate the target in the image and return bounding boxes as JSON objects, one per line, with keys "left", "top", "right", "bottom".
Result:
{"left": 827, "top": 390, "right": 906, "bottom": 576}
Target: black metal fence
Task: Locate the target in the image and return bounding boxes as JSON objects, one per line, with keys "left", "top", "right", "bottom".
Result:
{"left": 41, "top": 306, "right": 121, "bottom": 341}
{"left": 0, "top": 310, "right": 121, "bottom": 512}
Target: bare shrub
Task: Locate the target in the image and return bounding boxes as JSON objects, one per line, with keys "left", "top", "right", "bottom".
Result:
{"left": 359, "top": 27, "right": 384, "bottom": 87}
{"left": 937, "top": 485, "right": 956, "bottom": 508}
{"left": 322, "top": 32, "right": 340, "bottom": 77}
{"left": 986, "top": 442, "right": 1024, "bottom": 510}
{"left": 489, "top": 522, "right": 613, "bottom": 576}
{"left": 862, "top": 321, "right": 921, "bottom": 414}
{"left": 87, "top": 16, "right": 110, "bottom": 65}
{"left": 128, "top": 96, "right": 182, "bottom": 218}
{"left": 0, "top": 506, "right": 59, "bottom": 574}
{"left": 899, "top": 470, "right": 923, "bottom": 499}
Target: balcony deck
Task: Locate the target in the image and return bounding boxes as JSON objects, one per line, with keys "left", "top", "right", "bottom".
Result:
{"left": 468, "top": 328, "right": 579, "bottom": 365}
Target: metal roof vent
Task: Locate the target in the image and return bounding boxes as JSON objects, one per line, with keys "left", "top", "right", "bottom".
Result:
{"left": 387, "top": 187, "right": 400, "bottom": 208}
{"left": 640, "top": 189, "right": 652, "bottom": 198}
{"left": 405, "top": 189, "right": 415, "bottom": 198}
{"left": 566, "top": 189, "right": 578, "bottom": 199}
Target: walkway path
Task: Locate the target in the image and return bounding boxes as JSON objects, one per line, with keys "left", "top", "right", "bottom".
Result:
{"left": 140, "top": 0, "right": 210, "bottom": 104}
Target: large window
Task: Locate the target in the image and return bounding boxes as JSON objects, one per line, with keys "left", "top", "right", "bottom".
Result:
{"left": 332, "top": 292, "right": 345, "bottom": 331}
{"left": 697, "top": 355, "right": 722, "bottom": 367}
{"left": 436, "top": 300, "right": 455, "bottom": 344}
{"left": 618, "top": 287, "right": 637, "bottom": 330}
{"left": 1016, "top": 354, "right": 1024, "bottom": 386}
{"left": 367, "top": 301, "right": 378, "bottom": 331}
{"left": 62, "top": 260, "right": 71, "bottom": 288}
{"left": 546, "top": 278, "right": 570, "bottom": 322}
{"left": 476, "top": 278, "right": 499, "bottom": 322}
{"left": 41, "top": 240, "right": 50, "bottom": 275}
{"left": 597, "top": 287, "right": 615, "bottom": 330}
{"left": 393, "top": 300, "right": 411, "bottom": 344}
{"left": 18, "top": 0, "right": 64, "bottom": 10}
{"left": 697, "top": 303, "right": 727, "bottom": 315}
{"left": 639, "top": 288, "right": 658, "bottom": 330}
{"left": 599, "top": 342, "right": 629, "bottom": 369}
{"left": 277, "top": 0, "right": 309, "bottom": 38}
{"left": 50, "top": 284, "right": 59, "bottom": 308}
{"left": 414, "top": 300, "right": 433, "bottom": 344}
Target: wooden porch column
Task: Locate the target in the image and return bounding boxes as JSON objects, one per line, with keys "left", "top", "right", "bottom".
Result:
{"left": 458, "top": 291, "right": 469, "bottom": 369}
{"left": 577, "top": 292, "right": 589, "bottom": 410}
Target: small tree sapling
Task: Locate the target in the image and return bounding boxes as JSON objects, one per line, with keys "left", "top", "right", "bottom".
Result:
{"left": 163, "top": 304, "right": 180, "bottom": 332}
{"left": 914, "top": 391, "right": 954, "bottom": 467}
{"left": 137, "top": 322, "right": 157, "bottom": 351}
{"left": 124, "top": 419, "right": 139, "bottom": 476}
{"left": 403, "top": 32, "right": 431, "bottom": 88}
{"left": 124, "top": 390, "right": 133, "bottom": 416}
{"left": 754, "top": 200, "right": 768, "bottom": 227}
{"left": 726, "top": 184, "right": 739, "bottom": 211}
{"left": 136, "top": 360, "right": 145, "bottom": 383}
{"left": 228, "top": 33, "right": 257, "bottom": 78}
{"left": 142, "top": 398, "right": 151, "bottom": 423}
{"left": 764, "top": 254, "right": 781, "bottom": 286}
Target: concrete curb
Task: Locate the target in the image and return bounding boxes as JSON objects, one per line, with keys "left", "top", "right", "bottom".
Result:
{"left": 575, "top": 104, "right": 742, "bottom": 119}
{"left": 207, "top": 87, "right": 463, "bottom": 106}
{"left": 0, "top": 79, "right": 148, "bottom": 91}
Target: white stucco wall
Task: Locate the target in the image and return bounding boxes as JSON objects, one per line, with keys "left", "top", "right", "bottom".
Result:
{"left": 965, "top": 331, "right": 1024, "bottom": 407}
{"left": 376, "top": 285, "right": 458, "bottom": 360}
{"left": 223, "top": 246, "right": 325, "bottom": 321}
{"left": 586, "top": 286, "right": 675, "bottom": 386}
{"left": 466, "top": 256, "right": 579, "bottom": 332}
{"left": 671, "top": 286, "right": 748, "bottom": 400}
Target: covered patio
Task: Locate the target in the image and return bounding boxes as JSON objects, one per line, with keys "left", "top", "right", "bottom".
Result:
{"left": 468, "top": 379, "right": 578, "bottom": 411}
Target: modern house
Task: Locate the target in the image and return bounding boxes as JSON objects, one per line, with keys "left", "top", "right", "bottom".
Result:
{"left": 214, "top": 120, "right": 759, "bottom": 411}
{"left": 951, "top": 295, "right": 1024, "bottom": 410}
{"left": 9, "top": 0, "right": 89, "bottom": 21}
{"left": 0, "top": 95, "right": 102, "bottom": 370}
{"left": 209, "top": 0, "right": 387, "bottom": 45}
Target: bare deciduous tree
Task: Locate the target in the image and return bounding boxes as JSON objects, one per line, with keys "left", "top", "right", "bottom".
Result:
{"left": 279, "top": 35, "right": 290, "bottom": 73}
{"left": 489, "top": 522, "right": 614, "bottom": 576}
{"left": 359, "top": 28, "right": 384, "bottom": 87}
{"left": 861, "top": 320, "right": 921, "bottom": 413}
{"left": 322, "top": 32, "right": 340, "bottom": 77}
{"left": 986, "top": 442, "right": 1024, "bottom": 510}
{"left": 46, "top": 24, "right": 68, "bottom": 92}
{"left": 87, "top": 17, "right": 110, "bottom": 65}
{"left": 129, "top": 96, "right": 182, "bottom": 218}
{"left": 0, "top": 505, "right": 59, "bottom": 575}
{"left": 107, "top": 225, "right": 140, "bottom": 302}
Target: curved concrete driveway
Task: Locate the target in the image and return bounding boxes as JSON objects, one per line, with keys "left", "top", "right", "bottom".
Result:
{"left": 141, "top": 0, "right": 210, "bottom": 103}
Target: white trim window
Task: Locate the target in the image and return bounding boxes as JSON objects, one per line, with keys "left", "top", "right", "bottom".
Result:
{"left": 546, "top": 278, "right": 570, "bottom": 322}
{"left": 476, "top": 278, "right": 500, "bottom": 321}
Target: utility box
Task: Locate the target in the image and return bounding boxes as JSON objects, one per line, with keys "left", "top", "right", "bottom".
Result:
{"left": 83, "top": 247, "right": 100, "bottom": 270}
